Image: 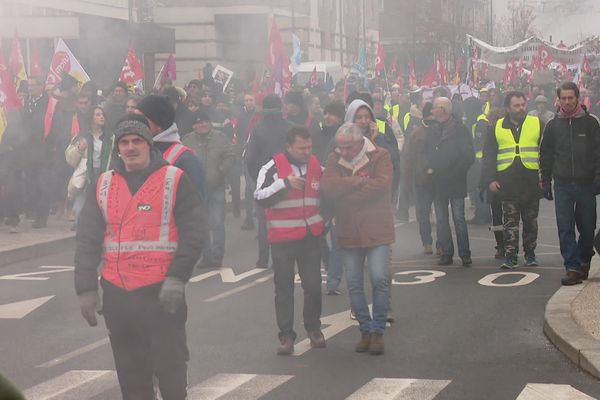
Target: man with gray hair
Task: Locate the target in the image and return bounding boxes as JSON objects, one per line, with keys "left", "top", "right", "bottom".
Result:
{"left": 425, "top": 97, "right": 475, "bottom": 266}
{"left": 321, "top": 122, "right": 395, "bottom": 355}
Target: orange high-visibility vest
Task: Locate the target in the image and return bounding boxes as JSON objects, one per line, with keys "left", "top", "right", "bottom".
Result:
{"left": 96, "top": 165, "right": 183, "bottom": 290}
{"left": 162, "top": 142, "right": 195, "bottom": 165}
{"left": 266, "top": 153, "right": 324, "bottom": 244}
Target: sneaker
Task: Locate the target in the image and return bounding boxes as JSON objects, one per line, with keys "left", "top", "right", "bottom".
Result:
{"left": 524, "top": 253, "right": 538, "bottom": 267}
{"left": 308, "top": 330, "right": 326, "bottom": 348}
{"left": 277, "top": 335, "right": 295, "bottom": 355}
{"left": 241, "top": 220, "right": 255, "bottom": 231}
{"left": 423, "top": 244, "right": 433, "bottom": 255}
{"left": 350, "top": 310, "right": 357, "bottom": 320}
{"left": 9, "top": 226, "right": 19, "bottom": 234}
{"left": 561, "top": 270, "right": 583, "bottom": 286}
{"left": 494, "top": 247, "right": 505, "bottom": 259}
{"left": 386, "top": 310, "right": 395, "bottom": 324}
{"left": 326, "top": 289, "right": 342, "bottom": 296}
{"left": 581, "top": 262, "right": 591, "bottom": 280}
{"left": 461, "top": 256, "right": 473, "bottom": 267}
{"left": 438, "top": 256, "right": 453, "bottom": 266}
{"left": 369, "top": 332, "right": 384, "bottom": 355}
{"left": 355, "top": 332, "right": 371, "bottom": 353}
{"left": 501, "top": 256, "right": 516, "bottom": 269}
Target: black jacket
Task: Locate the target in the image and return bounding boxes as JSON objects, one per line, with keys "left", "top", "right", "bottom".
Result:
{"left": 154, "top": 141, "right": 206, "bottom": 199}
{"left": 74, "top": 148, "right": 206, "bottom": 295}
{"left": 540, "top": 107, "right": 600, "bottom": 185}
{"left": 425, "top": 116, "right": 475, "bottom": 199}
{"left": 481, "top": 116, "right": 543, "bottom": 200}
{"left": 245, "top": 110, "right": 294, "bottom": 181}
{"left": 312, "top": 124, "right": 341, "bottom": 165}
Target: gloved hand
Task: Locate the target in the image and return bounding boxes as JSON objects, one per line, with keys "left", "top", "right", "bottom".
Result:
{"left": 79, "top": 290, "right": 101, "bottom": 327}
{"left": 541, "top": 181, "right": 553, "bottom": 201}
{"left": 159, "top": 277, "right": 186, "bottom": 314}
{"left": 593, "top": 177, "right": 600, "bottom": 195}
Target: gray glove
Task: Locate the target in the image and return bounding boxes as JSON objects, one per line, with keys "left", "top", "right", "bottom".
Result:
{"left": 79, "top": 291, "right": 101, "bottom": 327}
{"left": 159, "top": 277, "right": 186, "bottom": 314}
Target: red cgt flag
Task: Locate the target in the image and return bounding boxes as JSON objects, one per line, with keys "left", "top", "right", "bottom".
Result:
{"left": 409, "top": 61, "right": 417, "bottom": 87}
{"left": 120, "top": 45, "right": 145, "bottom": 84}
{"left": 0, "top": 45, "right": 22, "bottom": 109}
{"left": 307, "top": 66, "right": 318, "bottom": 88}
{"left": 375, "top": 44, "right": 386, "bottom": 77}
{"left": 265, "top": 20, "right": 291, "bottom": 96}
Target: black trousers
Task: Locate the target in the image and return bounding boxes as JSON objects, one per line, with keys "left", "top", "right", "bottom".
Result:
{"left": 101, "top": 281, "right": 189, "bottom": 400}
{"left": 491, "top": 196, "right": 504, "bottom": 250}
{"left": 271, "top": 234, "right": 322, "bottom": 340}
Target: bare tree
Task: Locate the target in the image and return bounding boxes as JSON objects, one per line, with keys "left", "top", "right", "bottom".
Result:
{"left": 493, "top": 0, "right": 537, "bottom": 45}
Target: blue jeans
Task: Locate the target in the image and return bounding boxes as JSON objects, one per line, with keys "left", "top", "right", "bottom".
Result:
{"left": 326, "top": 225, "right": 344, "bottom": 291}
{"left": 342, "top": 245, "right": 390, "bottom": 334}
{"left": 553, "top": 181, "right": 597, "bottom": 271}
{"left": 203, "top": 189, "right": 226, "bottom": 266}
{"left": 434, "top": 196, "right": 471, "bottom": 258}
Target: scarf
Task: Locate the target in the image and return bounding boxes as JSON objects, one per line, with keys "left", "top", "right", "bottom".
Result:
{"left": 558, "top": 102, "right": 584, "bottom": 119}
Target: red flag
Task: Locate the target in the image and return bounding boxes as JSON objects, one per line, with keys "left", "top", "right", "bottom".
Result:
{"left": 0, "top": 46, "right": 21, "bottom": 109}
{"left": 511, "top": 58, "right": 518, "bottom": 84}
{"left": 9, "top": 32, "right": 27, "bottom": 88}
{"left": 307, "top": 66, "right": 318, "bottom": 88}
{"left": 517, "top": 57, "right": 524, "bottom": 78}
{"left": 120, "top": 45, "right": 145, "bottom": 84}
{"left": 265, "top": 20, "right": 291, "bottom": 96}
{"left": 453, "top": 58, "right": 463, "bottom": 84}
{"left": 420, "top": 64, "right": 437, "bottom": 87}
{"left": 388, "top": 57, "right": 398, "bottom": 81}
{"left": 503, "top": 62, "right": 512, "bottom": 85}
{"left": 251, "top": 70, "right": 261, "bottom": 94}
{"left": 436, "top": 55, "right": 447, "bottom": 85}
{"left": 538, "top": 44, "right": 554, "bottom": 69}
{"left": 481, "top": 62, "right": 488, "bottom": 80}
{"left": 375, "top": 44, "right": 386, "bottom": 77}
{"left": 395, "top": 64, "right": 404, "bottom": 88}
{"left": 161, "top": 53, "right": 176, "bottom": 83}
{"left": 409, "top": 61, "right": 417, "bottom": 87}
{"left": 582, "top": 54, "right": 591, "bottom": 74}
{"left": 30, "top": 43, "right": 43, "bottom": 77}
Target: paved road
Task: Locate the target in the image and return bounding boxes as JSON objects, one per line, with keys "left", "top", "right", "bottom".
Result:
{"left": 1, "top": 202, "right": 599, "bottom": 399}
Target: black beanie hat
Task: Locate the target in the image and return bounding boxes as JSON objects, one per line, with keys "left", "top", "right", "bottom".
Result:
{"left": 323, "top": 100, "right": 346, "bottom": 120}
{"left": 262, "top": 94, "right": 282, "bottom": 111}
{"left": 136, "top": 95, "right": 176, "bottom": 131}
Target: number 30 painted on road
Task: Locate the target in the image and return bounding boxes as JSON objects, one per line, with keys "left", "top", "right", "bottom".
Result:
{"left": 392, "top": 270, "right": 540, "bottom": 287}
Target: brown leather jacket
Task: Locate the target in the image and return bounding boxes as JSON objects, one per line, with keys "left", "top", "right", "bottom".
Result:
{"left": 321, "top": 139, "right": 395, "bottom": 249}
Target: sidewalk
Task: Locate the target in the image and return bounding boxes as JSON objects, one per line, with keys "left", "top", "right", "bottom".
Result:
{"left": 544, "top": 260, "right": 600, "bottom": 379}
{"left": 0, "top": 216, "right": 75, "bottom": 266}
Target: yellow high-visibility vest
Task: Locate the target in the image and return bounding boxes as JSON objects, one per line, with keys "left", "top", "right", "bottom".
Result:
{"left": 495, "top": 115, "right": 540, "bottom": 171}
{"left": 403, "top": 112, "right": 411, "bottom": 131}
{"left": 472, "top": 114, "right": 489, "bottom": 159}
{"left": 483, "top": 101, "right": 491, "bottom": 115}
{"left": 376, "top": 119, "right": 386, "bottom": 134}
{"left": 384, "top": 103, "right": 400, "bottom": 121}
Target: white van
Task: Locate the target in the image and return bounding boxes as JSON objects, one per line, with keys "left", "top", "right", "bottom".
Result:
{"left": 294, "top": 62, "right": 344, "bottom": 87}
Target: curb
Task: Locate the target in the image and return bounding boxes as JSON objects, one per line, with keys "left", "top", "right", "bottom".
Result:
{"left": 543, "top": 263, "right": 600, "bottom": 380}
{"left": 0, "top": 234, "right": 75, "bottom": 267}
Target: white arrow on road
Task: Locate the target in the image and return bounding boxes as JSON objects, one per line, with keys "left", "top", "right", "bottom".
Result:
{"left": 0, "top": 295, "right": 54, "bottom": 319}
{"left": 516, "top": 384, "right": 595, "bottom": 399}
{"left": 293, "top": 308, "right": 359, "bottom": 356}
{"left": 189, "top": 267, "right": 267, "bottom": 283}
{"left": 0, "top": 266, "right": 74, "bottom": 281}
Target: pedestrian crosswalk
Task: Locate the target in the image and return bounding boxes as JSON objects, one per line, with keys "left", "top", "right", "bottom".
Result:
{"left": 22, "top": 371, "right": 596, "bottom": 400}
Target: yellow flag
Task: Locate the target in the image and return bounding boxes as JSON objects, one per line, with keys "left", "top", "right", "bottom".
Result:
{"left": 0, "top": 107, "right": 7, "bottom": 144}
{"left": 10, "top": 32, "right": 28, "bottom": 89}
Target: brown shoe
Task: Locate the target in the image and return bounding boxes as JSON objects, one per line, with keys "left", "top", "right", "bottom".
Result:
{"left": 423, "top": 244, "right": 433, "bottom": 255}
{"left": 369, "top": 332, "right": 384, "bottom": 355}
{"left": 308, "top": 330, "right": 326, "bottom": 348}
{"left": 581, "top": 262, "right": 591, "bottom": 280}
{"left": 277, "top": 336, "right": 294, "bottom": 355}
{"left": 355, "top": 332, "right": 371, "bottom": 353}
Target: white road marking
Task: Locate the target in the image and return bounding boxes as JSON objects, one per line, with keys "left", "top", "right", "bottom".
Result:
{"left": 478, "top": 272, "right": 540, "bottom": 287}
{"left": 189, "top": 267, "right": 267, "bottom": 283}
{"left": 37, "top": 337, "right": 110, "bottom": 368}
{"left": 203, "top": 275, "right": 273, "bottom": 302}
{"left": 293, "top": 308, "right": 358, "bottom": 356}
{"left": 0, "top": 295, "right": 54, "bottom": 319}
{"left": 345, "top": 378, "right": 451, "bottom": 400}
{"left": 516, "top": 383, "right": 595, "bottom": 399}
{"left": 0, "top": 266, "right": 74, "bottom": 281}
{"left": 22, "top": 370, "right": 118, "bottom": 400}
{"left": 390, "top": 252, "right": 561, "bottom": 265}
{"left": 188, "top": 373, "right": 292, "bottom": 400}
{"left": 392, "top": 270, "right": 446, "bottom": 285}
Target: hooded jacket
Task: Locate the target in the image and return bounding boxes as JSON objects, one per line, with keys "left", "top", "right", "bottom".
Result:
{"left": 540, "top": 104, "right": 600, "bottom": 185}
{"left": 74, "top": 146, "right": 206, "bottom": 295}
{"left": 153, "top": 123, "right": 206, "bottom": 197}
{"left": 344, "top": 100, "right": 401, "bottom": 184}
